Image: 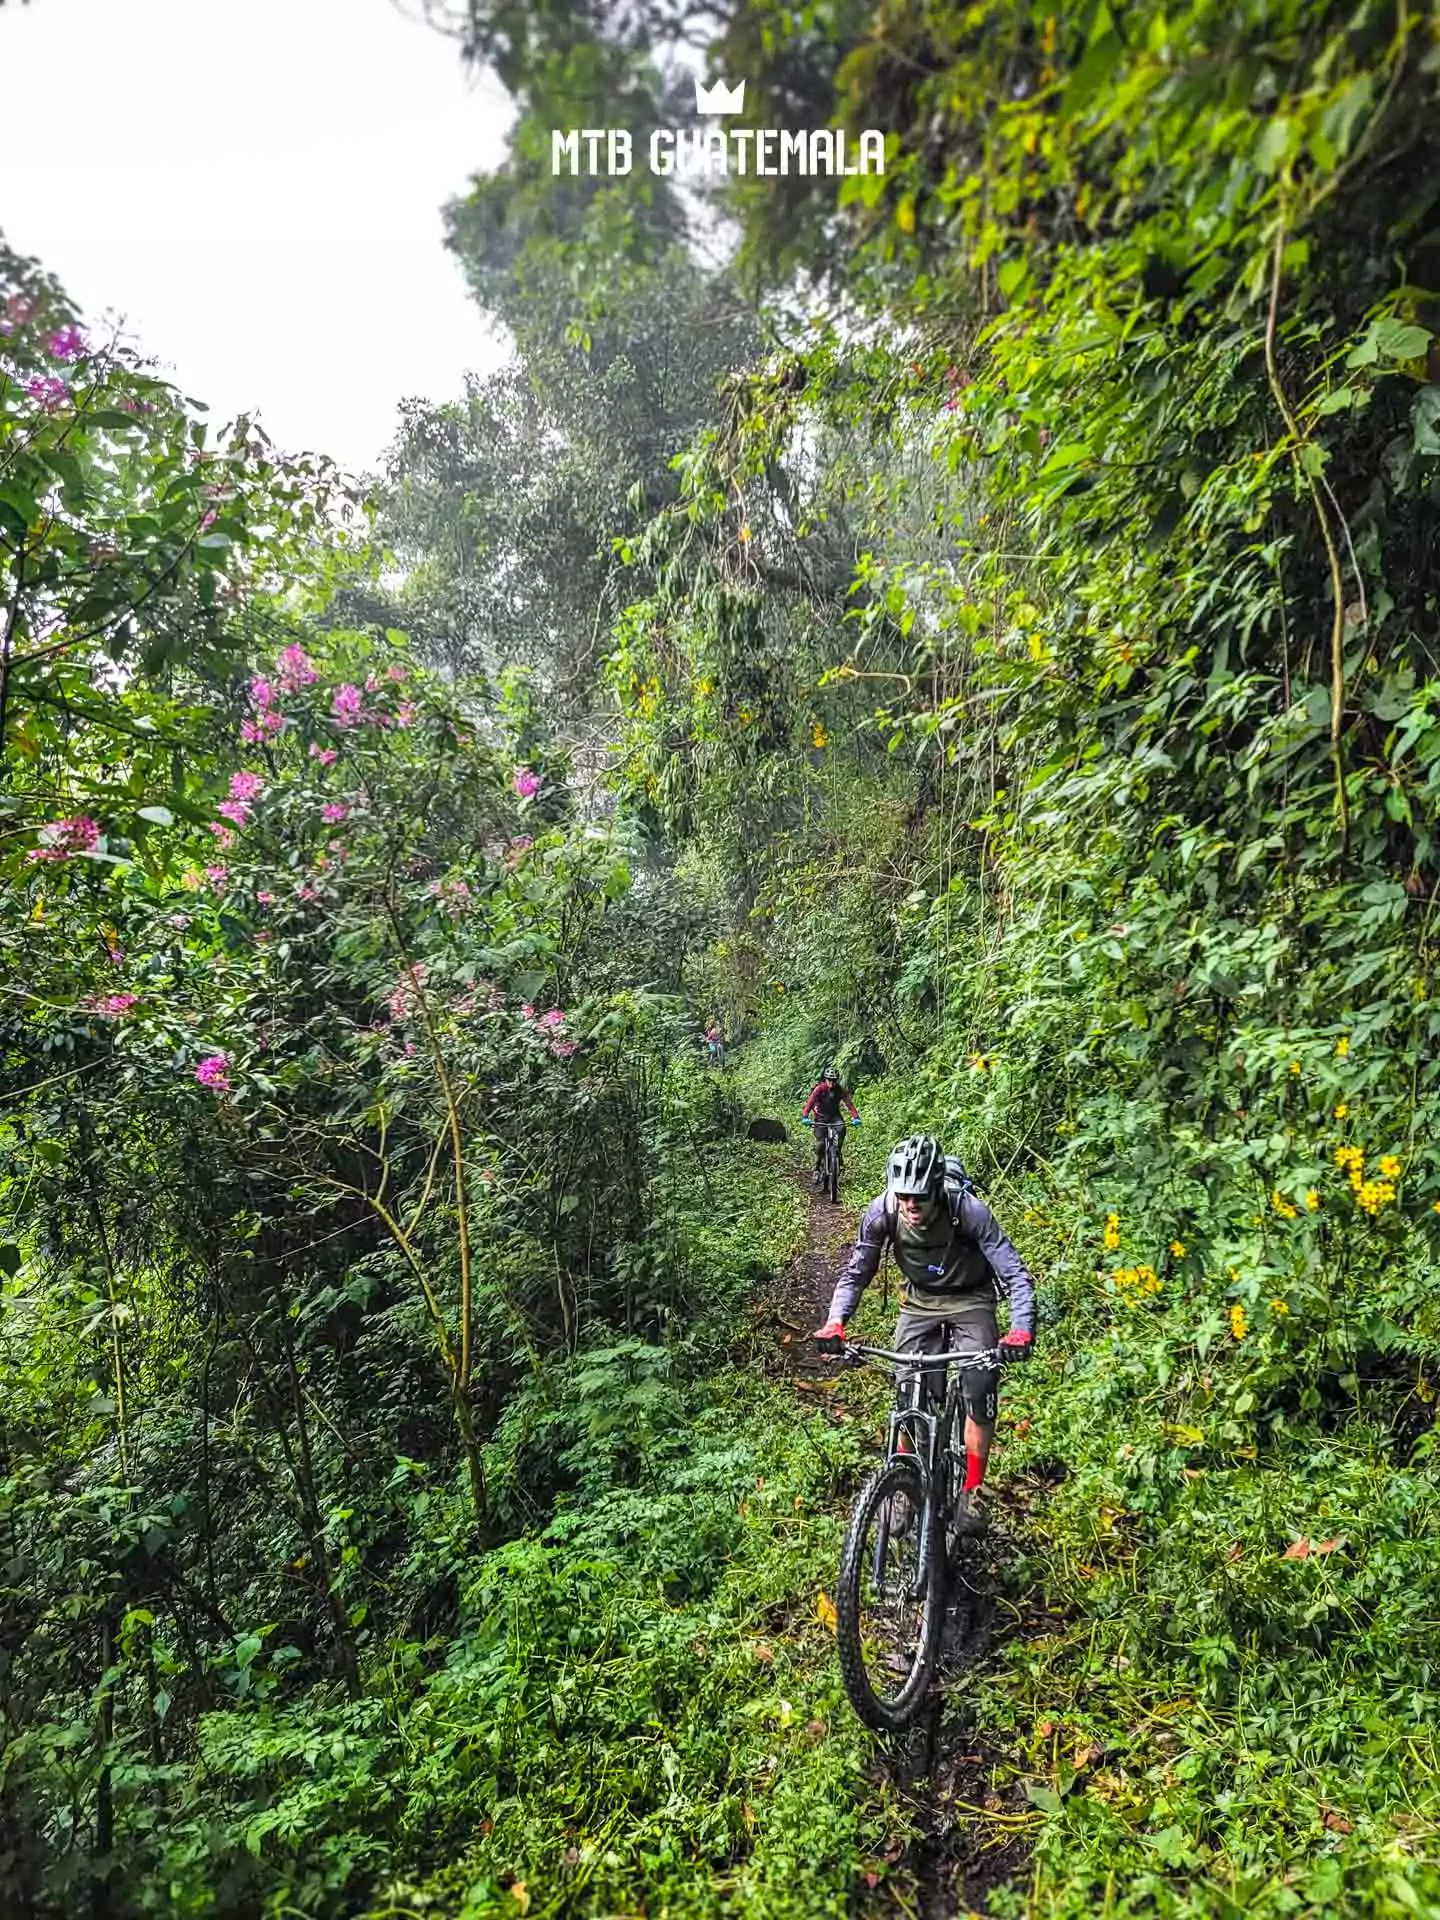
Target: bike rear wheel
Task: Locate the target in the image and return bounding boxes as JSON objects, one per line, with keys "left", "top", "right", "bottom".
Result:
{"left": 835, "top": 1456, "right": 945, "bottom": 1732}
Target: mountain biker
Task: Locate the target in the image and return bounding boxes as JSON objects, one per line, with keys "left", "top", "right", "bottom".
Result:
{"left": 705, "top": 1020, "right": 725, "bottom": 1065}
{"left": 801, "top": 1067, "right": 860, "bottom": 1183}
{"left": 812, "top": 1133, "right": 1035, "bottom": 1535}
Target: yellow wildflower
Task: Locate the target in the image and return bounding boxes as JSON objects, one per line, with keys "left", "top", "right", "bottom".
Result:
{"left": 1305, "top": 1190, "right": 1320, "bottom": 1211}
{"left": 697, "top": 677, "right": 715, "bottom": 696}
{"left": 1169, "top": 1240, "right": 1186, "bottom": 1258}
{"left": 811, "top": 721, "right": 829, "bottom": 750}
{"left": 1112, "top": 1264, "right": 1161, "bottom": 1301}
{"left": 1433, "top": 1201, "right": 1440, "bottom": 1214}
{"left": 1378, "top": 1155, "right": 1402, "bottom": 1179}
{"left": 1335, "top": 1036, "right": 1350, "bottom": 1058}
{"left": 739, "top": 523, "right": 752, "bottom": 544}
{"left": 1356, "top": 1179, "right": 1396, "bottom": 1216}
{"left": 1271, "top": 1190, "right": 1298, "bottom": 1221}
{"left": 1102, "top": 1212, "right": 1121, "bottom": 1252}
{"left": 1270, "top": 1298, "right": 1290, "bottom": 1315}
{"left": 1288, "top": 1061, "right": 1302, "bottom": 1076}
{"left": 1334, "top": 1103, "right": 1348, "bottom": 1120}
{"left": 1230, "top": 1303, "right": 1248, "bottom": 1341}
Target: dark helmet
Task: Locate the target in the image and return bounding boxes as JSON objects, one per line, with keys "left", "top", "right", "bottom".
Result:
{"left": 886, "top": 1133, "right": 945, "bottom": 1199}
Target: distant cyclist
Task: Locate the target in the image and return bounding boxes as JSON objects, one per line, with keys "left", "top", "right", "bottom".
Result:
{"left": 801, "top": 1066, "right": 860, "bottom": 1184}
{"left": 812, "top": 1133, "right": 1035, "bottom": 1535}
{"left": 704, "top": 1020, "right": 725, "bottom": 1067}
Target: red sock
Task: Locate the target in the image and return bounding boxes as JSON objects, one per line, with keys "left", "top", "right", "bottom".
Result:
{"left": 963, "top": 1451, "right": 985, "bottom": 1492}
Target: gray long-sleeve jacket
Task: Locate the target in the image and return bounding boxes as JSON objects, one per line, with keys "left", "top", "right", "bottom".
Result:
{"left": 826, "top": 1189, "right": 1036, "bottom": 1334}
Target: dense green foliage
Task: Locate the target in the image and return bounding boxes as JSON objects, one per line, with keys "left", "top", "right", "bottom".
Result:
{"left": 6, "top": 0, "right": 1440, "bottom": 1913}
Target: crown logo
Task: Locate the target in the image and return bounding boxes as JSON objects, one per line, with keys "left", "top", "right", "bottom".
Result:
{"left": 695, "top": 77, "right": 745, "bottom": 115}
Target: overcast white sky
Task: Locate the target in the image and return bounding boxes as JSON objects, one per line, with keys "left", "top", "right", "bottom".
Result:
{"left": 0, "top": 0, "right": 514, "bottom": 474}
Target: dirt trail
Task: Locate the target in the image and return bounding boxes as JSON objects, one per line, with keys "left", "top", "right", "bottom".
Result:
{"left": 751, "top": 1138, "right": 1035, "bottom": 1920}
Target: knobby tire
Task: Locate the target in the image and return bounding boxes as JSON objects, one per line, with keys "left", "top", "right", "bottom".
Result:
{"left": 835, "top": 1455, "right": 945, "bottom": 1733}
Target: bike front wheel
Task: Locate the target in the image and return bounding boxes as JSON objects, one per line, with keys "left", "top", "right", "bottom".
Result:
{"left": 835, "top": 1456, "right": 945, "bottom": 1732}
{"left": 826, "top": 1144, "right": 840, "bottom": 1203}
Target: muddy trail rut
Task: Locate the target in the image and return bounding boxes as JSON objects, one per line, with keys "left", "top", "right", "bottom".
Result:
{"left": 749, "top": 1138, "right": 1045, "bottom": 1920}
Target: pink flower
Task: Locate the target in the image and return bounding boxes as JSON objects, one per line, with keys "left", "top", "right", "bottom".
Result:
{"left": 205, "top": 865, "right": 228, "bottom": 890}
{"left": 28, "top": 814, "right": 100, "bottom": 861}
{"left": 249, "top": 676, "right": 276, "bottom": 707}
{"left": 168, "top": 913, "right": 191, "bottom": 929}
{"left": 386, "top": 663, "right": 407, "bottom": 682}
{"left": 240, "top": 720, "right": 264, "bottom": 744}
{"left": 276, "top": 644, "right": 317, "bottom": 689}
{"left": 195, "top": 1053, "right": 230, "bottom": 1090}
{"left": 520, "top": 1003, "right": 536, "bottom": 1020}
{"left": 258, "top": 708, "right": 284, "bottom": 736}
{"left": 298, "top": 884, "right": 319, "bottom": 902}
{"left": 216, "top": 799, "right": 250, "bottom": 826}
{"left": 404, "top": 1040, "right": 416, "bottom": 1058}
{"left": 256, "top": 890, "right": 275, "bottom": 905}
{"left": 365, "top": 673, "right": 381, "bottom": 693}
{"left": 4, "top": 295, "right": 35, "bottom": 326}
{"left": 46, "top": 325, "right": 86, "bottom": 361}
{"left": 229, "top": 771, "right": 264, "bottom": 802}
{"left": 26, "top": 375, "right": 70, "bottom": 410}
{"left": 321, "top": 802, "right": 349, "bottom": 823}
{"left": 395, "top": 703, "right": 416, "bottom": 728}
{"left": 332, "top": 684, "right": 363, "bottom": 728}
{"left": 553, "top": 1040, "right": 578, "bottom": 1058}
{"left": 539, "top": 1008, "right": 565, "bottom": 1031}
{"left": 201, "top": 510, "right": 218, "bottom": 530}
{"left": 208, "top": 823, "right": 236, "bottom": 850}
{"left": 82, "top": 992, "right": 139, "bottom": 1018}
{"left": 106, "top": 946, "right": 124, "bottom": 965}
{"left": 512, "top": 768, "right": 541, "bottom": 799}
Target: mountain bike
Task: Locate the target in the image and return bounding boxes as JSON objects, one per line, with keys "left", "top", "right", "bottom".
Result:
{"left": 804, "top": 1118, "right": 843, "bottom": 1201}
{"left": 829, "top": 1339, "right": 1000, "bottom": 1732}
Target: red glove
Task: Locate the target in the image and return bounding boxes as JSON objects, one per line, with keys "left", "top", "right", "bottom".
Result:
{"left": 998, "top": 1329, "right": 1033, "bottom": 1363}
{"left": 813, "top": 1319, "right": 846, "bottom": 1353}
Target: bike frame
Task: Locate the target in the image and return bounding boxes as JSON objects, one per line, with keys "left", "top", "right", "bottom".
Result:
{"left": 843, "top": 1342, "right": 1000, "bottom": 1576}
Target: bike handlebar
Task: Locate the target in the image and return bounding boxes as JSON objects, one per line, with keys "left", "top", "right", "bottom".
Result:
{"left": 835, "top": 1343, "right": 1002, "bottom": 1370}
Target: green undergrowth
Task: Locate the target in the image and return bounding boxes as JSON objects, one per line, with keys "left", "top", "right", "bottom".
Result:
{"left": 128, "top": 1140, "right": 906, "bottom": 1920}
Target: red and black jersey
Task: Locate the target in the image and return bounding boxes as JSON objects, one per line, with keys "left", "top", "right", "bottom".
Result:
{"left": 803, "top": 1079, "right": 858, "bottom": 1124}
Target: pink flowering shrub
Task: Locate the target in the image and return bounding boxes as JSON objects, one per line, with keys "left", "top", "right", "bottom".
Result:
{"left": 27, "top": 815, "right": 100, "bottom": 862}
{"left": 276, "top": 645, "right": 317, "bottom": 690}
{"left": 513, "top": 768, "right": 541, "bottom": 799}
{"left": 81, "top": 993, "right": 139, "bottom": 1018}
{"left": 309, "top": 745, "right": 338, "bottom": 767}
{"left": 195, "top": 1053, "right": 230, "bottom": 1090}
{"left": 25, "top": 375, "right": 69, "bottom": 411}
{"left": 46, "top": 325, "right": 86, "bottom": 360}
{"left": 229, "top": 771, "right": 265, "bottom": 802}
{"left": 321, "top": 802, "right": 349, "bottom": 824}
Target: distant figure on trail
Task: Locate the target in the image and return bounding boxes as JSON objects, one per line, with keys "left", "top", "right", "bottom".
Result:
{"left": 812, "top": 1133, "right": 1036, "bottom": 1536}
{"left": 801, "top": 1065, "right": 860, "bottom": 1183}
{"left": 704, "top": 1020, "right": 725, "bottom": 1068}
